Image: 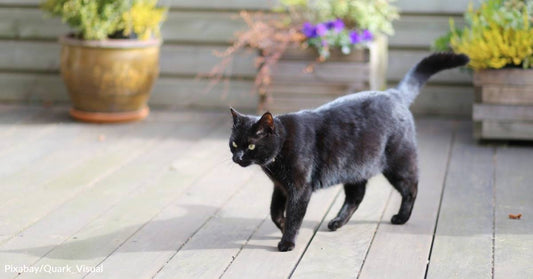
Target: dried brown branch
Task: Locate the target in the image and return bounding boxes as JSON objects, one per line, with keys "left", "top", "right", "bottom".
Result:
{"left": 207, "top": 11, "right": 305, "bottom": 110}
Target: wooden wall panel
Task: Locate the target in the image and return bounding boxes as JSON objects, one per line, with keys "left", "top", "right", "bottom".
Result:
{"left": 0, "top": 0, "right": 473, "bottom": 13}
{"left": 0, "top": 0, "right": 473, "bottom": 116}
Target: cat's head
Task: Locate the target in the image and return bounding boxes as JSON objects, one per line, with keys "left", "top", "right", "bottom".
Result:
{"left": 229, "top": 108, "right": 281, "bottom": 167}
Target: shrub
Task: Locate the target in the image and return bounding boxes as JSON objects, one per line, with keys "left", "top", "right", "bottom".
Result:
{"left": 41, "top": 0, "right": 167, "bottom": 40}
{"left": 434, "top": 0, "right": 533, "bottom": 70}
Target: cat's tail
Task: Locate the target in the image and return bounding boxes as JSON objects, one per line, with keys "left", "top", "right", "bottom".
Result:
{"left": 396, "top": 52, "right": 469, "bottom": 105}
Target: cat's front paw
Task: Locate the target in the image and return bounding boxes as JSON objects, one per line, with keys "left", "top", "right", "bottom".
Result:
{"left": 277, "top": 240, "right": 295, "bottom": 252}
{"left": 391, "top": 214, "right": 408, "bottom": 225}
{"left": 327, "top": 218, "right": 344, "bottom": 231}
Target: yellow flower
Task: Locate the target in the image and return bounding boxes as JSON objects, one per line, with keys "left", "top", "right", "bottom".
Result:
{"left": 449, "top": 0, "right": 533, "bottom": 70}
{"left": 121, "top": 0, "right": 167, "bottom": 40}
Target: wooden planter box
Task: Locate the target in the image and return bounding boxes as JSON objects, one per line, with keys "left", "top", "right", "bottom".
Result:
{"left": 473, "top": 69, "right": 533, "bottom": 140}
{"left": 261, "top": 36, "right": 387, "bottom": 113}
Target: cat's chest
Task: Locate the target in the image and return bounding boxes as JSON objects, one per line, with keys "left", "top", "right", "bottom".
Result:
{"left": 261, "top": 162, "right": 288, "bottom": 184}
{"left": 260, "top": 158, "right": 312, "bottom": 188}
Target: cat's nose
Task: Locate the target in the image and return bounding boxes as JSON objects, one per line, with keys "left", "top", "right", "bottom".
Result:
{"left": 233, "top": 151, "right": 244, "bottom": 163}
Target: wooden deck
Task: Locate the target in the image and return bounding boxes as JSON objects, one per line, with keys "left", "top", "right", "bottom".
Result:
{"left": 0, "top": 104, "right": 531, "bottom": 279}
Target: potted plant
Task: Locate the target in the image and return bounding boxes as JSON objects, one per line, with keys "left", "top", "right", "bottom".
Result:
{"left": 434, "top": 0, "right": 533, "bottom": 140}
{"left": 210, "top": 0, "right": 398, "bottom": 113}
{"left": 42, "top": 0, "right": 167, "bottom": 123}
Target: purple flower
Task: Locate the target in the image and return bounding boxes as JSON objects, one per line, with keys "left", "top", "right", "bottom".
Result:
{"left": 316, "top": 23, "right": 328, "bottom": 36}
{"left": 302, "top": 22, "right": 317, "bottom": 38}
{"left": 361, "top": 29, "right": 373, "bottom": 41}
{"left": 349, "top": 31, "right": 361, "bottom": 44}
{"left": 321, "top": 39, "right": 328, "bottom": 46}
{"left": 326, "top": 19, "right": 345, "bottom": 33}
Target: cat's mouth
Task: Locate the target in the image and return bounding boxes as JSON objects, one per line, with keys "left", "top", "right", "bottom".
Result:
{"left": 235, "top": 160, "right": 252, "bottom": 167}
{"left": 232, "top": 154, "right": 252, "bottom": 167}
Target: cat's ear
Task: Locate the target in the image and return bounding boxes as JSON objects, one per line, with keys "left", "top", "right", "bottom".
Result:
{"left": 230, "top": 107, "right": 243, "bottom": 125}
{"left": 257, "top": 112, "right": 275, "bottom": 134}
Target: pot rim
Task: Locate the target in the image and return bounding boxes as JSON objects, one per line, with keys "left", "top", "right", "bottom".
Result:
{"left": 59, "top": 35, "right": 162, "bottom": 49}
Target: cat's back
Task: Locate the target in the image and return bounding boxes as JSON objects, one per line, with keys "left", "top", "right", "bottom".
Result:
{"left": 279, "top": 89, "right": 410, "bottom": 135}
{"left": 275, "top": 89, "right": 412, "bottom": 188}
{"left": 314, "top": 90, "right": 405, "bottom": 121}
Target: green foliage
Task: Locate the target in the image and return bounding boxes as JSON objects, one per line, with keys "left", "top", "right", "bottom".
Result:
{"left": 278, "top": 0, "right": 399, "bottom": 35}
{"left": 432, "top": 31, "right": 453, "bottom": 52}
{"left": 431, "top": 20, "right": 462, "bottom": 52}
{"left": 434, "top": 0, "right": 533, "bottom": 69}
{"left": 41, "top": 0, "right": 167, "bottom": 40}
{"left": 467, "top": 0, "right": 532, "bottom": 30}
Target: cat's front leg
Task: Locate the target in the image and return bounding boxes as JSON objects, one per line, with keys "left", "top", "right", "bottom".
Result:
{"left": 270, "top": 185, "right": 287, "bottom": 233}
{"left": 278, "top": 186, "right": 312, "bottom": 252}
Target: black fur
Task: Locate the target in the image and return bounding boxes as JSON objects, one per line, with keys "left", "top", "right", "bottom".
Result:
{"left": 398, "top": 52, "right": 470, "bottom": 105}
{"left": 229, "top": 53, "right": 469, "bottom": 252}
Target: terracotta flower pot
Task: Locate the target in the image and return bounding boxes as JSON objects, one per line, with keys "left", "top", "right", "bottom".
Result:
{"left": 59, "top": 36, "right": 161, "bottom": 123}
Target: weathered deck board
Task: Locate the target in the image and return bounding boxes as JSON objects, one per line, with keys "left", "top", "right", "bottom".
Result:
{"left": 7, "top": 142, "right": 228, "bottom": 279}
{"left": 0, "top": 122, "right": 89, "bottom": 181}
{"left": 151, "top": 171, "right": 271, "bottom": 279}
{"left": 81, "top": 126, "right": 259, "bottom": 279}
{"left": 358, "top": 119, "right": 456, "bottom": 279}
{"left": 290, "top": 175, "right": 392, "bottom": 279}
{"left": 0, "top": 118, "right": 183, "bottom": 244}
{"left": 220, "top": 187, "right": 341, "bottom": 279}
{"left": 0, "top": 105, "right": 43, "bottom": 133}
{"left": 0, "top": 118, "right": 223, "bottom": 277}
{"left": 0, "top": 106, "right": 531, "bottom": 279}
{"left": 0, "top": 110, "right": 215, "bottom": 198}
{"left": 426, "top": 123, "right": 494, "bottom": 278}
{"left": 0, "top": 107, "right": 66, "bottom": 157}
{"left": 72, "top": 143, "right": 257, "bottom": 279}
{"left": 14, "top": 130, "right": 255, "bottom": 279}
{"left": 493, "top": 146, "right": 533, "bottom": 278}
{"left": 0, "top": 123, "right": 141, "bottom": 203}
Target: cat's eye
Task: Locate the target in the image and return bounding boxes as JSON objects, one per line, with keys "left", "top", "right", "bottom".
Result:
{"left": 248, "top": 144, "right": 255, "bottom": 150}
{"left": 232, "top": 141, "right": 237, "bottom": 148}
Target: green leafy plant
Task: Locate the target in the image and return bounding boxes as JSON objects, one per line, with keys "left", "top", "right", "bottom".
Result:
{"left": 434, "top": 0, "right": 533, "bottom": 69}
{"left": 41, "top": 0, "right": 167, "bottom": 40}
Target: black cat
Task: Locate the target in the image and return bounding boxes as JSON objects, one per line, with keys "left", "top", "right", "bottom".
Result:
{"left": 229, "top": 53, "right": 469, "bottom": 252}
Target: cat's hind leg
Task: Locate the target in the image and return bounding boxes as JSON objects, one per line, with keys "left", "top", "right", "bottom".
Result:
{"left": 383, "top": 146, "right": 418, "bottom": 225}
{"left": 328, "top": 180, "right": 367, "bottom": 231}
{"left": 270, "top": 185, "right": 287, "bottom": 233}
